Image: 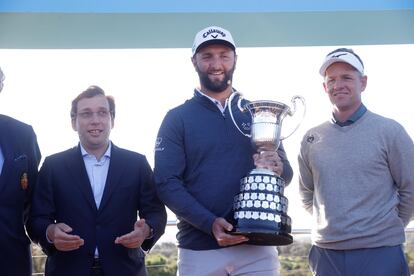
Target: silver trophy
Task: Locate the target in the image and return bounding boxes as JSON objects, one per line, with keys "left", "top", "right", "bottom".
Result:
{"left": 229, "top": 92, "right": 305, "bottom": 245}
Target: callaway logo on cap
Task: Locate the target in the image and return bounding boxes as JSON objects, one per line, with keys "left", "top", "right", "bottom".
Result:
{"left": 192, "top": 26, "right": 236, "bottom": 56}
{"left": 319, "top": 48, "right": 364, "bottom": 76}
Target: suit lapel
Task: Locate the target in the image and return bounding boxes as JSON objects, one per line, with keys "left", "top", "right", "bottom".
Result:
{"left": 0, "top": 115, "right": 13, "bottom": 160}
{"left": 98, "top": 143, "right": 123, "bottom": 212}
{"left": 66, "top": 146, "right": 98, "bottom": 211}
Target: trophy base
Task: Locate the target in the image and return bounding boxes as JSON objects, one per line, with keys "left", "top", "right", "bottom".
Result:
{"left": 232, "top": 173, "right": 293, "bottom": 246}
{"left": 230, "top": 229, "right": 293, "bottom": 246}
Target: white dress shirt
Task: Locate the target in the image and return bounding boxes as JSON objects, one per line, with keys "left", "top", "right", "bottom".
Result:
{"left": 80, "top": 144, "right": 111, "bottom": 209}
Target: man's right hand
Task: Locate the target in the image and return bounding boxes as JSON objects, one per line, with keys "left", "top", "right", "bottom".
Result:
{"left": 46, "top": 223, "right": 84, "bottom": 251}
{"left": 212, "top": 217, "right": 248, "bottom": 247}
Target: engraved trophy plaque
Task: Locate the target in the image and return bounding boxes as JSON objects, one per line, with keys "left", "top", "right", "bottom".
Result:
{"left": 228, "top": 92, "right": 305, "bottom": 245}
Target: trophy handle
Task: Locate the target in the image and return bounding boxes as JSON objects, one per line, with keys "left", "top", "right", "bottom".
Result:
{"left": 228, "top": 91, "right": 251, "bottom": 138}
{"left": 280, "top": 95, "right": 306, "bottom": 141}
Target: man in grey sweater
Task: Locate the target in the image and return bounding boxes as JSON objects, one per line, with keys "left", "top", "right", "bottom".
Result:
{"left": 298, "top": 48, "right": 414, "bottom": 276}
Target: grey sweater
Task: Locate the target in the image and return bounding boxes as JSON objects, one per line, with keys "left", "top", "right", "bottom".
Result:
{"left": 298, "top": 110, "right": 414, "bottom": 250}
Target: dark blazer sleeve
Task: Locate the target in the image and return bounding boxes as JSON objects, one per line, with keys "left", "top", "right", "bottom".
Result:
{"left": 136, "top": 155, "right": 167, "bottom": 251}
{"left": 27, "top": 156, "right": 57, "bottom": 255}
{"left": 25, "top": 126, "right": 41, "bottom": 224}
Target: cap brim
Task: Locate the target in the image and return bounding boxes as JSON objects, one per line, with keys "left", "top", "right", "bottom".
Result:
{"left": 194, "top": 40, "right": 235, "bottom": 55}
{"left": 319, "top": 59, "right": 341, "bottom": 76}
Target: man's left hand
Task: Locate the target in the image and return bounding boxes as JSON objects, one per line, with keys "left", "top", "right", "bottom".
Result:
{"left": 212, "top": 217, "right": 248, "bottom": 247}
{"left": 114, "top": 219, "right": 151, "bottom": 248}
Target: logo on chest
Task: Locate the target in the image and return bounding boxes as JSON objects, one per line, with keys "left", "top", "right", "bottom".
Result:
{"left": 154, "top": 137, "right": 165, "bottom": 152}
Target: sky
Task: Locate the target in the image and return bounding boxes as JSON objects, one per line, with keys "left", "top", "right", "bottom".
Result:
{"left": 0, "top": 44, "right": 413, "bottom": 243}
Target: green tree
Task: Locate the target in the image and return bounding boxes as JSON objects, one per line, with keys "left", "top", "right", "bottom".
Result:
{"left": 146, "top": 253, "right": 177, "bottom": 276}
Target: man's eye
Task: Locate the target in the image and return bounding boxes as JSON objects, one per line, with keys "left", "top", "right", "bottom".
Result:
{"left": 98, "top": 111, "right": 109, "bottom": 117}
{"left": 80, "top": 112, "right": 93, "bottom": 118}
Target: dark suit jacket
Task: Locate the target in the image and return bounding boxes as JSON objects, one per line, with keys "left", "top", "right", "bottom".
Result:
{"left": 0, "top": 115, "right": 41, "bottom": 276}
{"left": 28, "top": 143, "right": 167, "bottom": 276}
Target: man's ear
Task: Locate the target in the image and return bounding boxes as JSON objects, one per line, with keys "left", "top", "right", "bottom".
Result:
{"left": 71, "top": 119, "right": 77, "bottom": 131}
{"left": 360, "top": 75, "right": 368, "bottom": 92}
{"left": 191, "top": 56, "right": 197, "bottom": 72}
{"left": 322, "top": 82, "right": 328, "bottom": 94}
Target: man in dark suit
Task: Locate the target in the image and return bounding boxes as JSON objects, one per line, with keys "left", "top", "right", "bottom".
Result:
{"left": 28, "top": 85, "right": 167, "bottom": 276}
{"left": 0, "top": 66, "right": 41, "bottom": 276}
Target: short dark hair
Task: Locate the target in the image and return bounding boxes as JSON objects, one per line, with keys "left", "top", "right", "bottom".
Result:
{"left": 70, "top": 85, "right": 115, "bottom": 119}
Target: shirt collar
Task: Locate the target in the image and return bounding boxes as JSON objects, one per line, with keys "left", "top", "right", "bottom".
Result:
{"left": 194, "top": 88, "right": 234, "bottom": 113}
{"left": 80, "top": 142, "right": 112, "bottom": 160}
{"left": 332, "top": 104, "right": 367, "bottom": 127}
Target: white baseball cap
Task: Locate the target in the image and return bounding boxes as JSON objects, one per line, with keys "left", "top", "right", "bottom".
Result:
{"left": 319, "top": 48, "right": 364, "bottom": 76}
{"left": 192, "top": 26, "right": 236, "bottom": 56}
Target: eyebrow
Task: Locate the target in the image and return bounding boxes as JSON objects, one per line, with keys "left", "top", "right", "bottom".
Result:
{"left": 78, "top": 106, "right": 109, "bottom": 111}
{"left": 326, "top": 72, "right": 355, "bottom": 79}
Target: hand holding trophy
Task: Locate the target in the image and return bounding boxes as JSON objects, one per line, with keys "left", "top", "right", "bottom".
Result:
{"left": 228, "top": 92, "right": 305, "bottom": 245}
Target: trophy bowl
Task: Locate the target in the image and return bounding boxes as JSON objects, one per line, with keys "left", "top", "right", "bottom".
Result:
{"left": 228, "top": 93, "right": 305, "bottom": 246}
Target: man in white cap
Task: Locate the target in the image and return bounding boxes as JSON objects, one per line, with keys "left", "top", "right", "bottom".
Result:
{"left": 298, "top": 48, "right": 414, "bottom": 276}
{"left": 154, "top": 26, "right": 293, "bottom": 275}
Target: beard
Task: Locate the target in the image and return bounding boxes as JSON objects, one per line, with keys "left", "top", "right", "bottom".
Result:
{"left": 197, "top": 65, "right": 235, "bottom": 93}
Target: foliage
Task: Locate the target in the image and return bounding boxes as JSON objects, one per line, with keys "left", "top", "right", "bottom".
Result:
{"left": 151, "top": 242, "right": 178, "bottom": 259}
{"left": 278, "top": 237, "right": 312, "bottom": 276}
{"left": 146, "top": 252, "right": 177, "bottom": 276}
{"left": 406, "top": 232, "right": 414, "bottom": 273}
{"left": 31, "top": 234, "right": 414, "bottom": 276}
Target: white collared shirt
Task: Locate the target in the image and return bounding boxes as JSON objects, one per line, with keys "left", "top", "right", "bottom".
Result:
{"left": 80, "top": 143, "right": 111, "bottom": 209}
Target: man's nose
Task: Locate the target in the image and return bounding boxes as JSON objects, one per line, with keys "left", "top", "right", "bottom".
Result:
{"left": 90, "top": 112, "right": 102, "bottom": 122}
{"left": 332, "top": 79, "right": 345, "bottom": 89}
{"left": 210, "top": 56, "right": 223, "bottom": 68}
